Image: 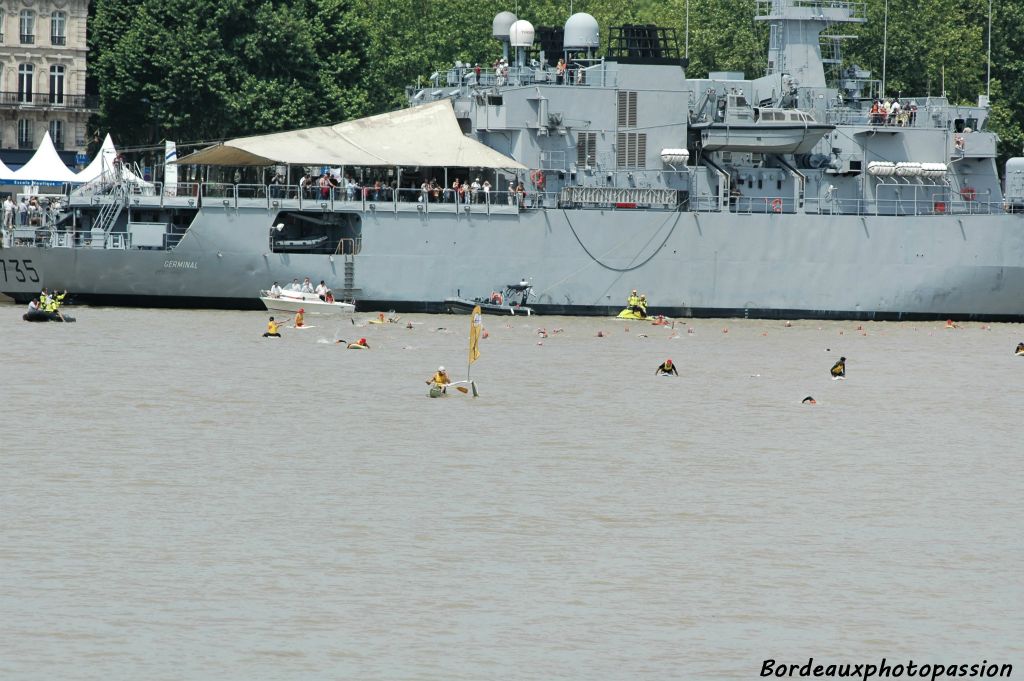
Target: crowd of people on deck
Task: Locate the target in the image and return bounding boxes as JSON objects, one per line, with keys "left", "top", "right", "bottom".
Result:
{"left": 868, "top": 99, "right": 918, "bottom": 127}
{"left": 255, "top": 171, "right": 533, "bottom": 209}
{"left": 3, "top": 195, "right": 62, "bottom": 232}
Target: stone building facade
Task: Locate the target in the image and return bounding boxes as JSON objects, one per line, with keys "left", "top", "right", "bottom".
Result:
{"left": 0, "top": 0, "right": 95, "bottom": 165}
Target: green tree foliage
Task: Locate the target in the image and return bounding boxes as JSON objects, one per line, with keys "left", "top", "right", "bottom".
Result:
{"left": 89, "top": 0, "right": 1024, "bottom": 166}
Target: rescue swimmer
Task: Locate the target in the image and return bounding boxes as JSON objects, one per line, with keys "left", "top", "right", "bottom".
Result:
{"left": 830, "top": 356, "right": 846, "bottom": 379}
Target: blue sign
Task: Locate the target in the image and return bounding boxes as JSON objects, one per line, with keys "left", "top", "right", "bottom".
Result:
{"left": 75, "top": 153, "right": 88, "bottom": 164}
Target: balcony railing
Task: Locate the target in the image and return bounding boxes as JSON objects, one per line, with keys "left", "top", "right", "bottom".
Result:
{"left": 20, "top": 34, "right": 35, "bottom": 44}
{"left": 0, "top": 91, "right": 99, "bottom": 110}
{"left": 51, "top": 35, "right": 66, "bottom": 46}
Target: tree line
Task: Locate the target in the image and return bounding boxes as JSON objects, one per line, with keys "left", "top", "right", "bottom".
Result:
{"left": 88, "top": 0, "right": 1024, "bottom": 167}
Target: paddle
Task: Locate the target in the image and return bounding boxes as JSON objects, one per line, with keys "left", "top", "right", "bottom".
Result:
{"left": 434, "top": 379, "right": 470, "bottom": 394}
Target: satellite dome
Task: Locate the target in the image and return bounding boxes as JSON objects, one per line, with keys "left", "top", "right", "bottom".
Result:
{"left": 492, "top": 12, "right": 518, "bottom": 40}
{"left": 564, "top": 12, "right": 599, "bottom": 50}
{"left": 508, "top": 20, "right": 535, "bottom": 48}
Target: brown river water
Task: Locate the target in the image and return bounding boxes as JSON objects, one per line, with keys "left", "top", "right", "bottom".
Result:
{"left": 2, "top": 304, "right": 1022, "bottom": 679}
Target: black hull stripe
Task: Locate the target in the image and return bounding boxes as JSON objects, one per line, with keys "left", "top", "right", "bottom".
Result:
{"left": 7, "top": 292, "right": 1023, "bottom": 322}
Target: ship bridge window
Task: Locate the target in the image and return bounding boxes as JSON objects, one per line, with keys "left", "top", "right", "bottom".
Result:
{"left": 965, "top": 117, "right": 978, "bottom": 131}
{"left": 953, "top": 119, "right": 965, "bottom": 133}
{"left": 733, "top": 95, "right": 749, "bottom": 108}
{"left": 487, "top": 95, "right": 503, "bottom": 106}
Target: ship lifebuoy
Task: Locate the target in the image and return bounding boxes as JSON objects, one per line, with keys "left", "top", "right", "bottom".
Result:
{"left": 770, "top": 198, "right": 783, "bottom": 213}
{"left": 530, "top": 169, "right": 545, "bottom": 189}
{"left": 960, "top": 186, "right": 977, "bottom": 202}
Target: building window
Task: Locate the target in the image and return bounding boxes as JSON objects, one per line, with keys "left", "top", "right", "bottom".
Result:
{"left": 576, "top": 132, "right": 597, "bottom": 167}
{"left": 50, "top": 11, "right": 67, "bottom": 46}
{"left": 18, "top": 120, "right": 34, "bottom": 149}
{"left": 49, "top": 65, "right": 65, "bottom": 104}
{"left": 49, "top": 120, "right": 64, "bottom": 149}
{"left": 0, "top": 13, "right": 5, "bottom": 44}
{"left": 18, "top": 64, "right": 34, "bottom": 104}
{"left": 20, "top": 10, "right": 35, "bottom": 44}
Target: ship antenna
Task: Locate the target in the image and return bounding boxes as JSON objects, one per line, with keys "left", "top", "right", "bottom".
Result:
{"left": 881, "top": 0, "right": 889, "bottom": 99}
{"left": 685, "top": 0, "right": 690, "bottom": 61}
{"left": 986, "top": 0, "right": 992, "bottom": 99}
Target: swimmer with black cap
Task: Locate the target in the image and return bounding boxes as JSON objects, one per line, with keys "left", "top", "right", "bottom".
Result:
{"left": 802, "top": 396, "right": 816, "bottom": 404}
{"left": 830, "top": 356, "right": 846, "bottom": 378}
{"left": 1016, "top": 342, "right": 1024, "bottom": 356}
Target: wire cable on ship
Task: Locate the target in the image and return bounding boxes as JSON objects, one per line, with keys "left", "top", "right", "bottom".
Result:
{"left": 562, "top": 209, "right": 682, "bottom": 273}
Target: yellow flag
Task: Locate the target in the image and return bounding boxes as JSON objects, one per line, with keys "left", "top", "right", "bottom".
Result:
{"left": 469, "top": 305, "right": 482, "bottom": 364}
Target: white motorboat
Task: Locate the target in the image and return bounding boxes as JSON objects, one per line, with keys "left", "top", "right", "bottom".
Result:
{"left": 259, "top": 289, "right": 355, "bottom": 316}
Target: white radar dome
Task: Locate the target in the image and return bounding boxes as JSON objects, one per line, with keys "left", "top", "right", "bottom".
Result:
{"left": 564, "top": 12, "right": 600, "bottom": 50}
{"left": 509, "top": 20, "right": 535, "bottom": 48}
{"left": 492, "top": 12, "right": 518, "bottom": 40}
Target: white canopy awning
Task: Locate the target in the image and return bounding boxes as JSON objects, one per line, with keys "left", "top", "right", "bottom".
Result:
{"left": 3, "top": 132, "right": 79, "bottom": 185}
{"left": 180, "top": 100, "right": 526, "bottom": 170}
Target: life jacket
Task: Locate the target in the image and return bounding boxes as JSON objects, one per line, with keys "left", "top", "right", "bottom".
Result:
{"left": 268, "top": 320, "right": 279, "bottom": 334}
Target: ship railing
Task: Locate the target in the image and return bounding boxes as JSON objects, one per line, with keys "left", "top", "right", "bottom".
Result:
{"left": 441, "top": 62, "right": 616, "bottom": 91}
{"left": 803, "top": 196, "right": 1006, "bottom": 216}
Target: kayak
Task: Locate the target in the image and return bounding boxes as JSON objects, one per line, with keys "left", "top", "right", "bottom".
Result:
{"left": 616, "top": 308, "right": 647, "bottom": 320}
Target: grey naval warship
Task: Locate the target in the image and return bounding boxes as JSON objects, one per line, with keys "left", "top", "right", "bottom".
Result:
{"left": 4, "top": 0, "right": 1024, "bottom": 320}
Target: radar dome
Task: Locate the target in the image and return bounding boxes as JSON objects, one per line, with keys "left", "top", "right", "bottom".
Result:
{"left": 492, "top": 12, "right": 517, "bottom": 40}
{"left": 508, "top": 20, "right": 535, "bottom": 48}
{"left": 564, "top": 13, "right": 600, "bottom": 50}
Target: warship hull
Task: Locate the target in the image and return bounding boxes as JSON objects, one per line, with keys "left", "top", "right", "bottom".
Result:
{"left": 4, "top": 205, "right": 1024, "bottom": 321}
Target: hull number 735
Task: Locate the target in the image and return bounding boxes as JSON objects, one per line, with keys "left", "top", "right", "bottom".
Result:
{"left": 0, "top": 259, "right": 40, "bottom": 284}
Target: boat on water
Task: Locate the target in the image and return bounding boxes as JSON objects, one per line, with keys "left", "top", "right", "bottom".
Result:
{"left": 444, "top": 282, "right": 535, "bottom": 315}
{"left": 3, "top": 2, "right": 1024, "bottom": 320}
{"left": 23, "top": 310, "right": 75, "bottom": 322}
{"left": 259, "top": 289, "right": 355, "bottom": 316}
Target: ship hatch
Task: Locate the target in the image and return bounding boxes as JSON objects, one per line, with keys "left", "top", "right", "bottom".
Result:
{"left": 270, "top": 211, "right": 362, "bottom": 255}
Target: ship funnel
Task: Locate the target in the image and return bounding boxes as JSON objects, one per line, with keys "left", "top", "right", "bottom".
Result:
{"left": 564, "top": 13, "right": 599, "bottom": 50}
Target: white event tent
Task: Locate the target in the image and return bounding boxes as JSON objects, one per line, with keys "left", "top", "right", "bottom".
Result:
{"left": 1, "top": 131, "right": 80, "bottom": 185}
{"left": 74, "top": 133, "right": 117, "bottom": 184}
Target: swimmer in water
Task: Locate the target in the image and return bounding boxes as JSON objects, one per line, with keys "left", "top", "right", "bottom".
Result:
{"left": 263, "top": 316, "right": 281, "bottom": 338}
{"left": 655, "top": 359, "right": 678, "bottom": 376}
{"left": 802, "top": 396, "right": 817, "bottom": 404}
{"left": 830, "top": 356, "right": 846, "bottom": 378}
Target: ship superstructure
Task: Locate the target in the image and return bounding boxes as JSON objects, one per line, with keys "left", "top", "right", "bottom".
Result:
{"left": 2, "top": 0, "right": 1023, "bottom": 320}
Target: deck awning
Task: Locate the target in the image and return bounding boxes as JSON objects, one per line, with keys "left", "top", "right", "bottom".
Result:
{"left": 179, "top": 100, "right": 526, "bottom": 170}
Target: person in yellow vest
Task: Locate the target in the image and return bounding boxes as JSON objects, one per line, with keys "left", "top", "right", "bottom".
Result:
{"left": 830, "top": 356, "right": 846, "bottom": 378}
{"left": 263, "top": 316, "right": 281, "bottom": 338}
{"left": 293, "top": 308, "right": 305, "bottom": 328}
{"left": 427, "top": 366, "right": 451, "bottom": 391}
{"left": 655, "top": 358, "right": 678, "bottom": 376}
{"left": 1016, "top": 342, "right": 1024, "bottom": 356}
